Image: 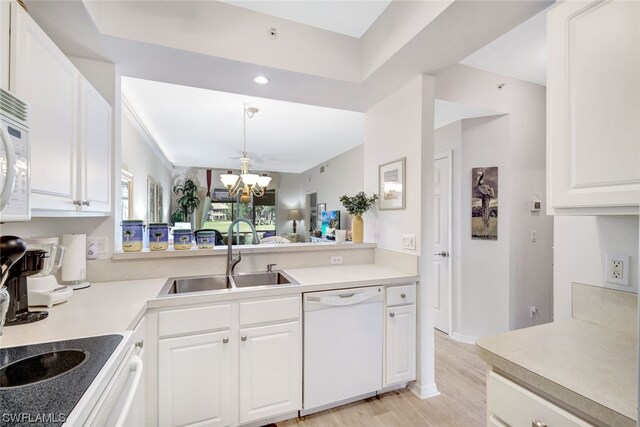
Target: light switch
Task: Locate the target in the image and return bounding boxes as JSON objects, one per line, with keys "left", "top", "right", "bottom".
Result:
{"left": 402, "top": 234, "right": 416, "bottom": 250}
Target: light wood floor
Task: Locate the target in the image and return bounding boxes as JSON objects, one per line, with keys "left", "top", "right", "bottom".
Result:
{"left": 279, "top": 331, "right": 486, "bottom": 427}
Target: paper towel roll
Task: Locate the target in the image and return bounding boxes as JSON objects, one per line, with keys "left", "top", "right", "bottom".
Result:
{"left": 61, "top": 234, "right": 87, "bottom": 282}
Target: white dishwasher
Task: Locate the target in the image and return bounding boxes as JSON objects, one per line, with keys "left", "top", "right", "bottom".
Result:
{"left": 303, "top": 286, "right": 384, "bottom": 413}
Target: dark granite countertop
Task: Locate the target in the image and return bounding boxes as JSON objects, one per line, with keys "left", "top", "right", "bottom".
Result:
{"left": 0, "top": 335, "right": 123, "bottom": 426}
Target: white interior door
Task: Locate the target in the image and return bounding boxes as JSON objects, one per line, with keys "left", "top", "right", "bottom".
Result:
{"left": 433, "top": 154, "right": 452, "bottom": 334}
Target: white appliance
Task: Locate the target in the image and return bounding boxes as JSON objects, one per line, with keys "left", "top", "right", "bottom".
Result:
{"left": 66, "top": 331, "right": 146, "bottom": 426}
{"left": 0, "top": 88, "right": 30, "bottom": 221}
{"left": 303, "top": 286, "right": 384, "bottom": 413}
{"left": 26, "top": 237, "right": 73, "bottom": 307}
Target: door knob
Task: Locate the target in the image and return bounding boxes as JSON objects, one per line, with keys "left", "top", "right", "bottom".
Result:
{"left": 389, "top": 312, "right": 395, "bottom": 318}
{"left": 81, "top": 200, "right": 91, "bottom": 206}
{"left": 434, "top": 251, "right": 449, "bottom": 257}
{"left": 222, "top": 337, "right": 229, "bottom": 344}
{"left": 241, "top": 335, "right": 247, "bottom": 342}
{"left": 73, "top": 200, "right": 82, "bottom": 206}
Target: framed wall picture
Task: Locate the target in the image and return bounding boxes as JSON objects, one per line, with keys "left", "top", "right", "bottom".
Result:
{"left": 471, "top": 166, "right": 498, "bottom": 240}
{"left": 379, "top": 158, "right": 406, "bottom": 210}
{"left": 147, "top": 176, "right": 163, "bottom": 223}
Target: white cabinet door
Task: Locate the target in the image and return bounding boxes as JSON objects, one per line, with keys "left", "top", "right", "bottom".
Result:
{"left": 239, "top": 321, "right": 301, "bottom": 424}
{"left": 384, "top": 305, "right": 416, "bottom": 386}
{"left": 159, "top": 331, "right": 231, "bottom": 427}
{"left": 547, "top": 0, "right": 640, "bottom": 214}
{"left": 10, "top": 3, "right": 79, "bottom": 211}
{"left": 78, "top": 77, "right": 111, "bottom": 212}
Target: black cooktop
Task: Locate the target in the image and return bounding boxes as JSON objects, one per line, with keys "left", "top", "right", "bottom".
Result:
{"left": 0, "top": 334, "right": 123, "bottom": 426}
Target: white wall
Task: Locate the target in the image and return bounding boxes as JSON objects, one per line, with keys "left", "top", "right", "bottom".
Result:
{"left": 435, "top": 64, "right": 552, "bottom": 336}
{"left": 121, "top": 101, "right": 173, "bottom": 223}
{"left": 363, "top": 77, "right": 424, "bottom": 254}
{"left": 277, "top": 172, "right": 304, "bottom": 237}
{"left": 554, "top": 216, "right": 639, "bottom": 321}
{"left": 363, "top": 74, "right": 438, "bottom": 399}
{"left": 460, "top": 116, "right": 512, "bottom": 336}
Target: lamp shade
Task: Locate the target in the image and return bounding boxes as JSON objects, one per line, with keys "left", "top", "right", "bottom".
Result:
{"left": 288, "top": 209, "right": 302, "bottom": 221}
{"left": 241, "top": 173, "right": 259, "bottom": 187}
{"left": 257, "top": 174, "right": 272, "bottom": 189}
{"left": 220, "top": 171, "right": 239, "bottom": 188}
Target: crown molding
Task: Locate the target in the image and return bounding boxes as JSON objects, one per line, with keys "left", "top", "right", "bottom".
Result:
{"left": 122, "top": 95, "right": 175, "bottom": 174}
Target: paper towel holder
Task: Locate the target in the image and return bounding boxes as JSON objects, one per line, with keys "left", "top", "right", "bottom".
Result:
{"left": 61, "top": 234, "right": 91, "bottom": 290}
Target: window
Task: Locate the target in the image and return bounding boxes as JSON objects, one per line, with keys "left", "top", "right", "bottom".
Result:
{"left": 121, "top": 170, "right": 133, "bottom": 221}
{"left": 203, "top": 189, "right": 277, "bottom": 241}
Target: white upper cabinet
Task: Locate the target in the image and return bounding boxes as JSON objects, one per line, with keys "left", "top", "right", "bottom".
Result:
{"left": 78, "top": 77, "right": 112, "bottom": 213}
{"left": 10, "top": 2, "right": 79, "bottom": 212}
{"left": 9, "top": 2, "right": 112, "bottom": 215}
{"left": 547, "top": 0, "right": 640, "bottom": 215}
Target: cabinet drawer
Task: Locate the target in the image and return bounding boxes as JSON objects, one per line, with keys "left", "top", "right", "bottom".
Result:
{"left": 239, "top": 296, "right": 300, "bottom": 327}
{"left": 488, "top": 372, "right": 593, "bottom": 427}
{"left": 386, "top": 284, "right": 416, "bottom": 306}
{"left": 159, "top": 304, "right": 232, "bottom": 337}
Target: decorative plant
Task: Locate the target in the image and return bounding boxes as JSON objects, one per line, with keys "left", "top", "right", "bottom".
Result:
{"left": 339, "top": 192, "right": 379, "bottom": 216}
{"left": 173, "top": 178, "right": 200, "bottom": 223}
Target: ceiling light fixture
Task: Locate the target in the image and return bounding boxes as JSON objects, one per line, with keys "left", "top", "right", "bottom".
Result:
{"left": 220, "top": 105, "right": 272, "bottom": 204}
{"left": 253, "top": 75, "right": 270, "bottom": 85}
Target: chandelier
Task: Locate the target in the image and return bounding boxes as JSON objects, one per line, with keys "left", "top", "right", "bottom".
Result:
{"left": 220, "top": 105, "right": 272, "bottom": 204}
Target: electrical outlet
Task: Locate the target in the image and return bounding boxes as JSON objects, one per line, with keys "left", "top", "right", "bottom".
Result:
{"left": 330, "top": 256, "right": 343, "bottom": 265}
{"left": 402, "top": 234, "right": 416, "bottom": 250}
{"left": 605, "top": 254, "right": 630, "bottom": 286}
{"left": 530, "top": 230, "right": 536, "bottom": 243}
{"left": 88, "top": 237, "right": 108, "bottom": 254}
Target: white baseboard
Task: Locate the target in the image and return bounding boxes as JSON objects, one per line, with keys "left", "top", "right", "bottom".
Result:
{"left": 450, "top": 332, "right": 478, "bottom": 345}
{"left": 410, "top": 382, "right": 440, "bottom": 400}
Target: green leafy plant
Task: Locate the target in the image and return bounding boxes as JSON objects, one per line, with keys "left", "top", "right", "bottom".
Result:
{"left": 339, "top": 192, "right": 379, "bottom": 216}
{"left": 173, "top": 178, "right": 200, "bottom": 223}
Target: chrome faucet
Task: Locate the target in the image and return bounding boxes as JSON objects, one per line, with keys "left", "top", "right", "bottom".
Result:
{"left": 227, "top": 218, "right": 260, "bottom": 276}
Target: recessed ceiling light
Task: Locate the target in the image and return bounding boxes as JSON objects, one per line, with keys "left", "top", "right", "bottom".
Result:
{"left": 253, "top": 76, "right": 270, "bottom": 85}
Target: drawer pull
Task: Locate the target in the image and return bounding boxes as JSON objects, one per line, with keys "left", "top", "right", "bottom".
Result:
{"left": 401, "top": 293, "right": 406, "bottom": 299}
{"left": 222, "top": 337, "right": 229, "bottom": 344}
{"left": 532, "top": 420, "right": 547, "bottom": 427}
{"left": 241, "top": 335, "right": 247, "bottom": 342}
{"left": 135, "top": 340, "right": 144, "bottom": 349}
{"left": 389, "top": 312, "right": 395, "bottom": 318}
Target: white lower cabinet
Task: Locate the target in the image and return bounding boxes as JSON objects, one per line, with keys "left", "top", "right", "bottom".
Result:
{"left": 159, "top": 331, "right": 231, "bottom": 427}
{"left": 384, "top": 305, "right": 416, "bottom": 386}
{"left": 384, "top": 284, "right": 417, "bottom": 387}
{"left": 155, "top": 295, "right": 302, "bottom": 427}
{"left": 239, "top": 322, "right": 301, "bottom": 424}
{"left": 487, "top": 371, "right": 593, "bottom": 427}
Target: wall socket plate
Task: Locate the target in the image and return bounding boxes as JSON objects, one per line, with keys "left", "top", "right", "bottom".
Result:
{"left": 605, "top": 254, "right": 630, "bottom": 286}
{"left": 402, "top": 234, "right": 416, "bottom": 250}
{"left": 331, "top": 256, "right": 343, "bottom": 265}
{"left": 88, "top": 237, "right": 108, "bottom": 255}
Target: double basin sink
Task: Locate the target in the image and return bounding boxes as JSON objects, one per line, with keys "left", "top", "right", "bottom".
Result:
{"left": 161, "top": 271, "right": 298, "bottom": 296}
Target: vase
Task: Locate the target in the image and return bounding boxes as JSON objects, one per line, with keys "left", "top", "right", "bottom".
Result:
{"left": 352, "top": 215, "right": 364, "bottom": 243}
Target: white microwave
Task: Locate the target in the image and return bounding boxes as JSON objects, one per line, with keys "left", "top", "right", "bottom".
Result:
{"left": 0, "top": 88, "right": 30, "bottom": 222}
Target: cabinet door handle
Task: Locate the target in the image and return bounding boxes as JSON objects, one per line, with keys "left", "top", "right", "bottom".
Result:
{"left": 73, "top": 200, "right": 82, "bottom": 206}
{"left": 532, "top": 420, "right": 547, "bottom": 427}
{"left": 241, "top": 335, "right": 247, "bottom": 342}
{"left": 401, "top": 293, "right": 406, "bottom": 299}
{"left": 135, "top": 340, "right": 144, "bottom": 349}
{"left": 222, "top": 337, "right": 229, "bottom": 344}
{"left": 389, "top": 312, "right": 395, "bottom": 318}
{"left": 82, "top": 200, "right": 91, "bottom": 206}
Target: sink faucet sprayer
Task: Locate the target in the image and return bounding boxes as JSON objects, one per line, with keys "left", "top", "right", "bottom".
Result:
{"left": 227, "top": 218, "right": 260, "bottom": 276}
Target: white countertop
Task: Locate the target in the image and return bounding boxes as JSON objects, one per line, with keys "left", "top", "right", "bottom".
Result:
{"left": 477, "top": 319, "right": 637, "bottom": 426}
{"left": 1, "top": 264, "right": 418, "bottom": 348}
{"left": 0, "top": 278, "right": 166, "bottom": 348}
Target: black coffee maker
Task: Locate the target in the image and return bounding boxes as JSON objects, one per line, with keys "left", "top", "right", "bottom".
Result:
{"left": 4, "top": 249, "right": 49, "bottom": 325}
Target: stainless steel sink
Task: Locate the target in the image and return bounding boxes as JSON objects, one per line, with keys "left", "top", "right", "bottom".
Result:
{"left": 162, "top": 275, "right": 231, "bottom": 295}
{"left": 229, "top": 271, "right": 295, "bottom": 288}
{"left": 159, "top": 271, "right": 298, "bottom": 296}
